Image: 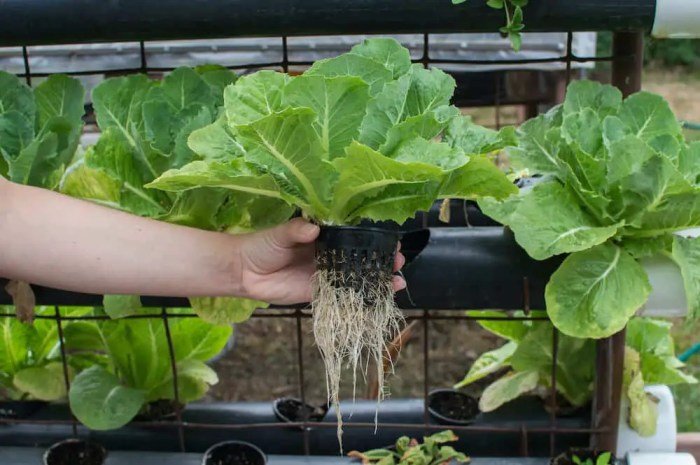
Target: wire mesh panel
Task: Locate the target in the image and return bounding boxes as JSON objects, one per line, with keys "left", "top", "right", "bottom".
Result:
{"left": 0, "top": 21, "right": 645, "bottom": 460}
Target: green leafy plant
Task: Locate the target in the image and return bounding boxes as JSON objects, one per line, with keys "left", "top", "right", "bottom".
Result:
{"left": 147, "top": 41, "right": 516, "bottom": 225}
{"left": 451, "top": 0, "right": 527, "bottom": 51}
{"left": 145, "top": 37, "right": 516, "bottom": 445}
{"left": 572, "top": 452, "right": 612, "bottom": 465}
{"left": 0, "top": 306, "right": 90, "bottom": 402}
{"left": 480, "top": 80, "right": 700, "bottom": 339}
{"left": 348, "top": 430, "right": 469, "bottom": 465}
{"left": 455, "top": 314, "right": 696, "bottom": 436}
{"left": 65, "top": 309, "right": 231, "bottom": 430}
{"left": 59, "top": 66, "right": 271, "bottom": 323}
{"left": 454, "top": 310, "right": 595, "bottom": 414}
{"left": 0, "top": 72, "right": 85, "bottom": 188}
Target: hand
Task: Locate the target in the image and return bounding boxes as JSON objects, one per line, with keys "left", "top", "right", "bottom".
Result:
{"left": 239, "top": 218, "right": 406, "bottom": 305}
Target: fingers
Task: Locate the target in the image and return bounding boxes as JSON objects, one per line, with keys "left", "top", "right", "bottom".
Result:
{"left": 267, "top": 218, "right": 320, "bottom": 249}
{"left": 392, "top": 275, "right": 406, "bottom": 292}
{"left": 393, "top": 251, "right": 405, "bottom": 272}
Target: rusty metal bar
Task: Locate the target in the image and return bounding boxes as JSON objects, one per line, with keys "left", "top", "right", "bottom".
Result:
{"left": 294, "top": 308, "right": 311, "bottom": 456}
{"left": 21, "top": 46, "right": 31, "bottom": 86}
{"left": 590, "top": 30, "right": 643, "bottom": 455}
{"left": 54, "top": 306, "right": 78, "bottom": 437}
{"left": 161, "top": 307, "right": 186, "bottom": 452}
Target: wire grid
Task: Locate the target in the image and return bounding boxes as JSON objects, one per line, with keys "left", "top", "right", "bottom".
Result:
{"left": 0, "top": 31, "right": 634, "bottom": 458}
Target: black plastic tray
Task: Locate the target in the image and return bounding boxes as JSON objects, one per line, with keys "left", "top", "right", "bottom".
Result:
{"left": 0, "top": 398, "right": 588, "bottom": 457}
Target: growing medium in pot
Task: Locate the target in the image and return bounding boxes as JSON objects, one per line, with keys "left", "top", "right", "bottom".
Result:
{"left": 146, "top": 38, "right": 516, "bottom": 445}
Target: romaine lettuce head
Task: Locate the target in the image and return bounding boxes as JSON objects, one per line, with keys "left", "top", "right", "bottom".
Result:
{"left": 480, "top": 80, "right": 700, "bottom": 338}
{"left": 147, "top": 38, "right": 516, "bottom": 225}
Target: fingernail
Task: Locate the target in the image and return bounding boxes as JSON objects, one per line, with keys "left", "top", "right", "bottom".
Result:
{"left": 393, "top": 275, "right": 406, "bottom": 291}
{"left": 302, "top": 222, "right": 320, "bottom": 237}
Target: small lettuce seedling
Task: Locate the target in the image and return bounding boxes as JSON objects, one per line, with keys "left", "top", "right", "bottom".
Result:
{"left": 572, "top": 452, "right": 612, "bottom": 465}
{"left": 348, "top": 430, "right": 470, "bottom": 465}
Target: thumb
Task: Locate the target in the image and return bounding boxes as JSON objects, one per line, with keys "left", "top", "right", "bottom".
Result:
{"left": 266, "top": 218, "right": 320, "bottom": 249}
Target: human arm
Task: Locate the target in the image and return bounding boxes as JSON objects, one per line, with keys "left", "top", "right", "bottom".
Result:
{"left": 0, "top": 178, "right": 405, "bottom": 304}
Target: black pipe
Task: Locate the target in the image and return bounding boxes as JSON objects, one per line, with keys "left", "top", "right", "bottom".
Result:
{"left": 0, "top": 227, "right": 560, "bottom": 310}
{"left": 0, "top": 0, "right": 655, "bottom": 47}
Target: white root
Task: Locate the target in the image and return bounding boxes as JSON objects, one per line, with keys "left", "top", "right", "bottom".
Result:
{"left": 312, "top": 263, "right": 404, "bottom": 453}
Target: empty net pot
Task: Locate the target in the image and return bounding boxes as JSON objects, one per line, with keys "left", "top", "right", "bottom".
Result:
{"left": 428, "top": 389, "right": 479, "bottom": 425}
{"left": 202, "top": 440, "right": 267, "bottom": 465}
{"left": 273, "top": 397, "right": 327, "bottom": 423}
{"left": 43, "top": 438, "right": 107, "bottom": 465}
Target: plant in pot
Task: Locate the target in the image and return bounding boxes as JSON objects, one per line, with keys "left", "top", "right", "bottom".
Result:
{"left": 0, "top": 306, "right": 92, "bottom": 417}
{"left": 455, "top": 313, "right": 696, "bottom": 436}
{"left": 64, "top": 308, "right": 232, "bottom": 429}
{"left": 479, "top": 80, "right": 700, "bottom": 340}
{"left": 427, "top": 389, "right": 480, "bottom": 425}
{"left": 59, "top": 65, "right": 279, "bottom": 325}
{"left": 348, "top": 430, "right": 469, "bottom": 465}
{"left": 144, "top": 38, "right": 517, "bottom": 445}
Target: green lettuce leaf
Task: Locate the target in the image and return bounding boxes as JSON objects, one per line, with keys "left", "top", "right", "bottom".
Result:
{"left": 624, "top": 347, "right": 659, "bottom": 437}
{"left": 330, "top": 141, "right": 443, "bottom": 224}
{"left": 545, "top": 243, "right": 651, "bottom": 338}
{"left": 0, "top": 72, "right": 84, "bottom": 189}
{"left": 479, "top": 370, "right": 539, "bottom": 412}
{"left": 69, "top": 366, "right": 146, "bottom": 430}
{"left": 454, "top": 341, "right": 516, "bottom": 389}
{"left": 283, "top": 75, "right": 370, "bottom": 158}
{"left": 480, "top": 181, "right": 620, "bottom": 260}
{"left": 672, "top": 235, "right": 700, "bottom": 318}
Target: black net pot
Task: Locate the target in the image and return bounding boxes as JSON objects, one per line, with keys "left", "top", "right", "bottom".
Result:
{"left": 550, "top": 448, "right": 618, "bottom": 465}
{"left": 0, "top": 400, "right": 46, "bottom": 419}
{"left": 43, "top": 438, "right": 107, "bottom": 465}
{"left": 273, "top": 397, "right": 327, "bottom": 423}
{"left": 428, "top": 389, "right": 480, "bottom": 426}
{"left": 316, "top": 225, "right": 400, "bottom": 293}
{"left": 202, "top": 440, "right": 267, "bottom": 465}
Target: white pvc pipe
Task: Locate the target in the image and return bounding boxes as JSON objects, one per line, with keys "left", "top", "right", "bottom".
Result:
{"left": 627, "top": 452, "right": 697, "bottom": 465}
{"left": 652, "top": 0, "right": 700, "bottom": 39}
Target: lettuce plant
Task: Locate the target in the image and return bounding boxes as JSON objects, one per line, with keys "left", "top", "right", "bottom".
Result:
{"left": 0, "top": 306, "right": 91, "bottom": 402}
{"left": 65, "top": 309, "right": 231, "bottom": 430}
{"left": 480, "top": 80, "right": 700, "bottom": 339}
{"left": 146, "top": 38, "right": 516, "bottom": 445}
{"left": 348, "top": 430, "right": 469, "bottom": 465}
{"left": 455, "top": 313, "right": 696, "bottom": 436}
{"left": 60, "top": 66, "right": 275, "bottom": 323}
{"left": 0, "top": 72, "right": 84, "bottom": 188}
{"left": 147, "top": 41, "right": 515, "bottom": 225}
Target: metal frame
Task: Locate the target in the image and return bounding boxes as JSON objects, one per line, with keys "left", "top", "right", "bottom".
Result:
{"left": 0, "top": 18, "right": 647, "bottom": 459}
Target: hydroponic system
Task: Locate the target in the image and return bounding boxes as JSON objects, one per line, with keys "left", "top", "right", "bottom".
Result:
{"left": 0, "top": 1, "right": 699, "bottom": 465}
